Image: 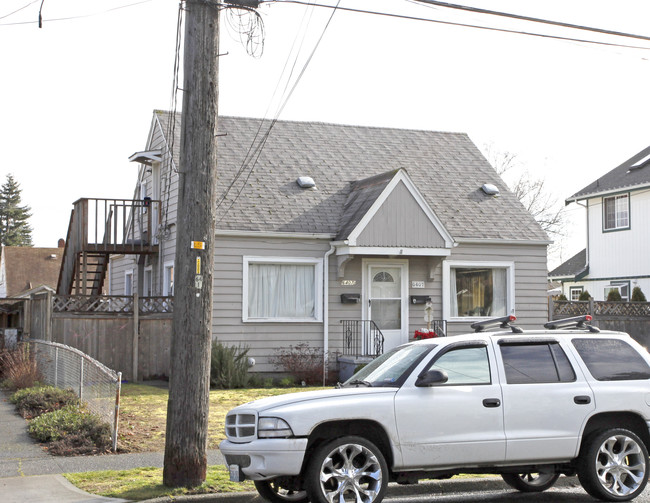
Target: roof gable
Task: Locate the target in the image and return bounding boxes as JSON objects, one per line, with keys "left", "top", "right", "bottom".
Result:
{"left": 340, "top": 169, "right": 453, "bottom": 249}
{"left": 548, "top": 248, "right": 588, "bottom": 280}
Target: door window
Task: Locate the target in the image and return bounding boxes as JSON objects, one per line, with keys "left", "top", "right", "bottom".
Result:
{"left": 429, "top": 346, "right": 491, "bottom": 385}
{"left": 499, "top": 342, "right": 575, "bottom": 384}
{"left": 370, "top": 267, "right": 402, "bottom": 330}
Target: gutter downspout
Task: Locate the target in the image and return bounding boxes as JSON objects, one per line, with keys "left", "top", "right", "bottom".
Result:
{"left": 323, "top": 244, "right": 336, "bottom": 386}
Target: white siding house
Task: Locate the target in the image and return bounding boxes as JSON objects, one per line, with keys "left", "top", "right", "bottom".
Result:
{"left": 550, "top": 145, "right": 650, "bottom": 301}
{"left": 98, "top": 111, "right": 550, "bottom": 376}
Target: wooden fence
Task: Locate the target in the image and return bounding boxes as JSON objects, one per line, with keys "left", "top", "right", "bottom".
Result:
{"left": 550, "top": 299, "right": 650, "bottom": 348}
{"left": 25, "top": 292, "right": 172, "bottom": 381}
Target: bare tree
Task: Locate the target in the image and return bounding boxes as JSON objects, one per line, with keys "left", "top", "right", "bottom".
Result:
{"left": 483, "top": 145, "right": 565, "bottom": 239}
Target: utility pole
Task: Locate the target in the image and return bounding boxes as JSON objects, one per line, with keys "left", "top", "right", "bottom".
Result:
{"left": 163, "top": 0, "right": 220, "bottom": 488}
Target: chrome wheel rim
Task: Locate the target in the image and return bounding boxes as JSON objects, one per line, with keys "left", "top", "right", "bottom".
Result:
{"left": 596, "top": 434, "right": 646, "bottom": 496}
{"left": 318, "top": 443, "right": 383, "bottom": 503}
{"left": 517, "top": 472, "right": 557, "bottom": 487}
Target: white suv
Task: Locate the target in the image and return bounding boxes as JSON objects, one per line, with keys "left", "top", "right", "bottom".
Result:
{"left": 220, "top": 316, "right": 650, "bottom": 503}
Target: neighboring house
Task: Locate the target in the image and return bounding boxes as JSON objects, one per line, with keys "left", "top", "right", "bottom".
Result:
{"left": 0, "top": 245, "right": 63, "bottom": 298}
{"left": 550, "top": 145, "right": 650, "bottom": 301}
{"left": 60, "top": 111, "right": 550, "bottom": 375}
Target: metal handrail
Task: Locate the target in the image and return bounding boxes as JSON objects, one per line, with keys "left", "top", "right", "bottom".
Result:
{"left": 341, "top": 320, "right": 384, "bottom": 357}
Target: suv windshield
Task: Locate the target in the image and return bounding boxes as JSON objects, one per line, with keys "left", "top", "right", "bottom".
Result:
{"left": 343, "top": 344, "right": 435, "bottom": 387}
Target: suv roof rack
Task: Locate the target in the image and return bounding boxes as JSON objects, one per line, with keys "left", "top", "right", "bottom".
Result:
{"left": 544, "top": 315, "right": 600, "bottom": 333}
{"left": 471, "top": 315, "right": 523, "bottom": 334}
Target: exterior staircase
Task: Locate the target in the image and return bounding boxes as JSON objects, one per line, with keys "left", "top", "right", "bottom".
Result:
{"left": 57, "top": 198, "right": 160, "bottom": 295}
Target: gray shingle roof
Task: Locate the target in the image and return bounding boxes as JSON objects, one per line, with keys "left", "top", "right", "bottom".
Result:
{"left": 548, "top": 249, "right": 587, "bottom": 279}
{"left": 568, "top": 145, "right": 650, "bottom": 201}
{"left": 155, "top": 111, "right": 548, "bottom": 242}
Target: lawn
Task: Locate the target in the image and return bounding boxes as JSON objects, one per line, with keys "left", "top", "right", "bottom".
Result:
{"left": 117, "top": 383, "right": 319, "bottom": 452}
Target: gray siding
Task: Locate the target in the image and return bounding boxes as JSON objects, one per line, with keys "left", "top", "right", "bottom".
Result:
{"left": 213, "top": 236, "right": 331, "bottom": 373}
{"left": 356, "top": 182, "right": 446, "bottom": 247}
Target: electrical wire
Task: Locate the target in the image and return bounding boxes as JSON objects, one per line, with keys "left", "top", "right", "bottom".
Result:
{"left": 409, "top": 0, "right": 650, "bottom": 43}
{"left": 215, "top": 1, "right": 342, "bottom": 223}
{"left": 0, "top": 0, "right": 154, "bottom": 26}
{"left": 262, "top": 0, "right": 650, "bottom": 51}
{"left": 0, "top": 0, "right": 39, "bottom": 21}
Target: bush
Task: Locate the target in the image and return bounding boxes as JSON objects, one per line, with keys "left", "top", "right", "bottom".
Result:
{"left": 556, "top": 294, "right": 568, "bottom": 301}
{"left": 0, "top": 345, "right": 42, "bottom": 390}
{"left": 632, "top": 286, "right": 647, "bottom": 302}
{"left": 10, "top": 385, "right": 78, "bottom": 419}
{"left": 28, "top": 405, "right": 111, "bottom": 455}
{"left": 271, "top": 342, "right": 325, "bottom": 386}
{"left": 607, "top": 289, "right": 622, "bottom": 301}
{"left": 210, "top": 340, "right": 250, "bottom": 389}
{"left": 578, "top": 290, "right": 592, "bottom": 301}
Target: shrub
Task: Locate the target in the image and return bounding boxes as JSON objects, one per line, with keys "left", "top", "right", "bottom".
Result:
{"left": 578, "top": 290, "right": 591, "bottom": 301}
{"left": 556, "top": 294, "right": 568, "bottom": 301}
{"left": 632, "top": 286, "right": 647, "bottom": 302}
{"left": 0, "top": 345, "right": 42, "bottom": 390}
{"left": 271, "top": 342, "right": 325, "bottom": 386}
{"left": 28, "top": 405, "right": 111, "bottom": 455}
{"left": 607, "top": 289, "right": 622, "bottom": 301}
{"left": 10, "top": 385, "right": 78, "bottom": 419}
{"left": 210, "top": 340, "right": 250, "bottom": 389}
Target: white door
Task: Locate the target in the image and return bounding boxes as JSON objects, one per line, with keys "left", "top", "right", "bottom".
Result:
{"left": 366, "top": 261, "right": 408, "bottom": 352}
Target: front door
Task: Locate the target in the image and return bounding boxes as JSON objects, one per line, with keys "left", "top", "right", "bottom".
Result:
{"left": 365, "top": 261, "right": 408, "bottom": 352}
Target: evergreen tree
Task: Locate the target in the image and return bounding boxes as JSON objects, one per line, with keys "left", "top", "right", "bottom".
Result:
{"left": 0, "top": 174, "right": 33, "bottom": 246}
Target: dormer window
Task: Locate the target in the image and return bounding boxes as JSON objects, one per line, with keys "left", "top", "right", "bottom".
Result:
{"left": 603, "top": 194, "right": 629, "bottom": 231}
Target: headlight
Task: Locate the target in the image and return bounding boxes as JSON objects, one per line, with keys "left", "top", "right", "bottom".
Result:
{"left": 258, "top": 417, "right": 294, "bottom": 438}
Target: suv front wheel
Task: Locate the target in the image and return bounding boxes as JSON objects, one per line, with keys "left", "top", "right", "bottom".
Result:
{"left": 578, "top": 428, "right": 649, "bottom": 501}
{"left": 306, "top": 436, "right": 388, "bottom": 503}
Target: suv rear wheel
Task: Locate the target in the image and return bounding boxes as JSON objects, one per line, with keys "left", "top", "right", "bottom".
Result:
{"left": 577, "top": 428, "right": 649, "bottom": 501}
{"left": 306, "top": 436, "right": 388, "bottom": 503}
{"left": 254, "top": 479, "right": 309, "bottom": 503}
{"left": 501, "top": 472, "right": 560, "bottom": 492}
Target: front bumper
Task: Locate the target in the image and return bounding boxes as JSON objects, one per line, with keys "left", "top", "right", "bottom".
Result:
{"left": 219, "top": 438, "right": 309, "bottom": 481}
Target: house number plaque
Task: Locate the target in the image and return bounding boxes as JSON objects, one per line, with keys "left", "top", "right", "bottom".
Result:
{"left": 412, "top": 281, "right": 425, "bottom": 289}
{"left": 341, "top": 280, "right": 356, "bottom": 286}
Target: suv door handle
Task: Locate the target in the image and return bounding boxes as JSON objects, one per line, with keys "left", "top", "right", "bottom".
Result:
{"left": 483, "top": 398, "right": 501, "bottom": 408}
{"left": 574, "top": 395, "right": 591, "bottom": 405}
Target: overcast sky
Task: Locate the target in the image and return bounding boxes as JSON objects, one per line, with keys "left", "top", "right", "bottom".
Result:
{"left": 2, "top": 0, "right": 650, "bottom": 268}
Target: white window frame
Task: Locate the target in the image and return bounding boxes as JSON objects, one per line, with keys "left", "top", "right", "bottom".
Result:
{"left": 569, "top": 286, "right": 584, "bottom": 301}
{"left": 125, "top": 270, "right": 134, "bottom": 296}
{"left": 163, "top": 260, "right": 174, "bottom": 296}
{"left": 603, "top": 194, "right": 630, "bottom": 231}
{"left": 143, "top": 266, "right": 153, "bottom": 296}
{"left": 242, "top": 256, "right": 323, "bottom": 323}
{"left": 442, "top": 260, "right": 515, "bottom": 322}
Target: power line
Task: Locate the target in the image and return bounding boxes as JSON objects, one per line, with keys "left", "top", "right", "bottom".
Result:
{"left": 410, "top": 0, "right": 650, "bottom": 43}
{"left": 264, "top": 0, "right": 650, "bottom": 51}
{"left": 0, "top": 0, "right": 39, "bottom": 21}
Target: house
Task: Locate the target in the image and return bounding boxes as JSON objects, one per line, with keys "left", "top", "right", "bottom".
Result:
{"left": 550, "top": 145, "right": 650, "bottom": 301}
{"left": 59, "top": 111, "right": 550, "bottom": 377}
{"left": 0, "top": 244, "right": 64, "bottom": 298}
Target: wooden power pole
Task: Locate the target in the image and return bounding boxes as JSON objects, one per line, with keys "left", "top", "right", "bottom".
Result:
{"left": 163, "top": 0, "right": 220, "bottom": 488}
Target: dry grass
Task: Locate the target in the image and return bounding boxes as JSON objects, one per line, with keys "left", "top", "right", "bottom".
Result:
{"left": 117, "top": 383, "right": 322, "bottom": 453}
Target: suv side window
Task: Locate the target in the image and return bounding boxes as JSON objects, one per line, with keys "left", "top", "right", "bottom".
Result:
{"left": 430, "top": 346, "right": 491, "bottom": 385}
{"left": 499, "top": 342, "right": 576, "bottom": 384}
{"left": 572, "top": 338, "right": 650, "bottom": 381}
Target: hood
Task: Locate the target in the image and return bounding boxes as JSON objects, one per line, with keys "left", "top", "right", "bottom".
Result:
{"left": 230, "top": 387, "right": 395, "bottom": 414}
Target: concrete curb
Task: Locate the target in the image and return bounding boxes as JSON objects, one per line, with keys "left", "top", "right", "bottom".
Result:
{"left": 140, "top": 475, "right": 582, "bottom": 503}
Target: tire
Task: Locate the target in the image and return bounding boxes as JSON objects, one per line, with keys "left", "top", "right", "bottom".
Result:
{"left": 306, "top": 436, "right": 389, "bottom": 503}
{"left": 577, "top": 428, "right": 649, "bottom": 501}
{"left": 254, "top": 479, "right": 310, "bottom": 503}
{"left": 501, "top": 472, "right": 560, "bottom": 492}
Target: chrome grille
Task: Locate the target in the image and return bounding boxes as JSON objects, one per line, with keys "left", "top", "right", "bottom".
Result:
{"left": 225, "top": 413, "right": 257, "bottom": 441}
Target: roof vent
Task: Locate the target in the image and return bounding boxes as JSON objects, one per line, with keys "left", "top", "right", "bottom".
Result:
{"left": 49, "top": 254, "right": 57, "bottom": 259}
{"left": 297, "top": 176, "right": 315, "bottom": 189}
{"left": 481, "top": 183, "right": 500, "bottom": 196}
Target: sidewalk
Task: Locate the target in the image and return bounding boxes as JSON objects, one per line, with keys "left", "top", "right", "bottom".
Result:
{"left": 0, "top": 389, "right": 224, "bottom": 502}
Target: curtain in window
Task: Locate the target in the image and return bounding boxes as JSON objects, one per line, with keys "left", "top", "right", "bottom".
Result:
{"left": 450, "top": 268, "right": 458, "bottom": 316}
{"left": 451, "top": 267, "right": 507, "bottom": 317}
{"left": 491, "top": 269, "right": 507, "bottom": 316}
{"left": 248, "top": 264, "right": 315, "bottom": 319}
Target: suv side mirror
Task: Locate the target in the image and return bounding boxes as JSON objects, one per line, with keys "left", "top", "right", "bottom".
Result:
{"left": 415, "top": 369, "right": 449, "bottom": 387}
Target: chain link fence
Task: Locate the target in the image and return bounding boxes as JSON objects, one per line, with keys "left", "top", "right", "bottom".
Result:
{"left": 24, "top": 339, "right": 122, "bottom": 451}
